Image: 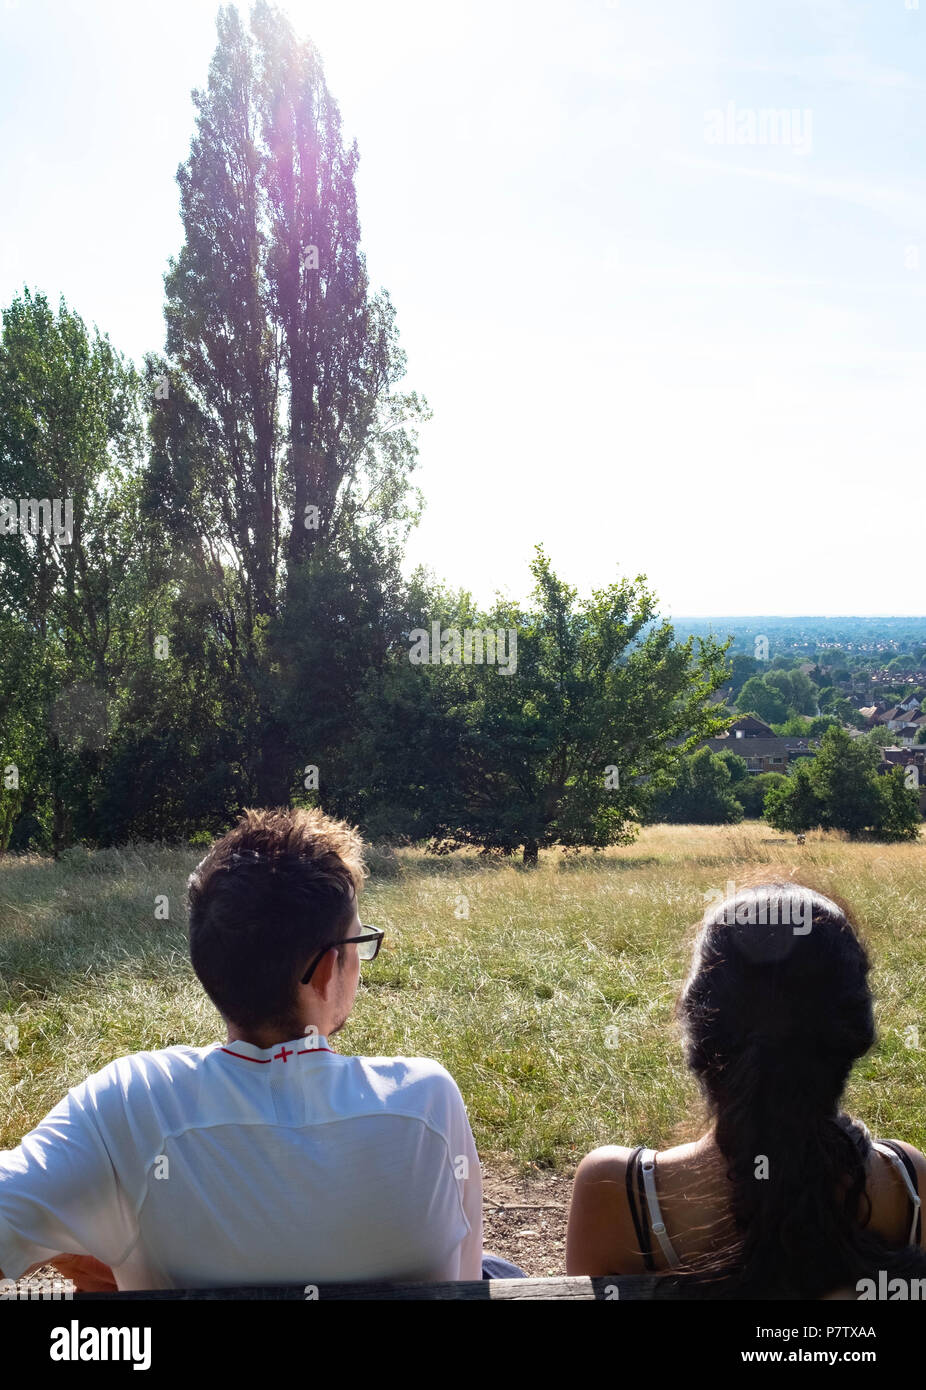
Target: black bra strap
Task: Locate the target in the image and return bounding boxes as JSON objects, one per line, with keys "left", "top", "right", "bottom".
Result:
{"left": 878, "top": 1140, "right": 922, "bottom": 1244}
{"left": 625, "top": 1145, "right": 655, "bottom": 1270}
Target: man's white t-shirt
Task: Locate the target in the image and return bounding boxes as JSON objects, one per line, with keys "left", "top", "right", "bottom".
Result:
{"left": 0, "top": 1036, "right": 483, "bottom": 1289}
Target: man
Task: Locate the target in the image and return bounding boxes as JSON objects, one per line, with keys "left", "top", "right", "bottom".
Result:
{"left": 0, "top": 808, "right": 486, "bottom": 1289}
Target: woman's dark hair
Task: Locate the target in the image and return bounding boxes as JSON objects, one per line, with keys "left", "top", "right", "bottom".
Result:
{"left": 675, "top": 877, "right": 926, "bottom": 1298}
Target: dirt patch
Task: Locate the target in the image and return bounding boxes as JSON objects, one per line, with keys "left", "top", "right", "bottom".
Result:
{"left": 482, "top": 1167, "right": 572, "bottom": 1277}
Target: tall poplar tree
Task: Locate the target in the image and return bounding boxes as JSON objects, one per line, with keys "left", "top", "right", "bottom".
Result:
{"left": 153, "top": 2, "right": 425, "bottom": 802}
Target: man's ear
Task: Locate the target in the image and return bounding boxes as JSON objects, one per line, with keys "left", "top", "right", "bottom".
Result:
{"left": 306, "top": 946, "right": 340, "bottom": 997}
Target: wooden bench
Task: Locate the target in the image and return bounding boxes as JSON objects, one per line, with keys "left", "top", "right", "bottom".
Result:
{"left": 73, "top": 1275, "right": 688, "bottom": 1300}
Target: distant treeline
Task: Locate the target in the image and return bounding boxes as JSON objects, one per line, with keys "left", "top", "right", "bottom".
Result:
{"left": 673, "top": 615, "right": 926, "bottom": 659}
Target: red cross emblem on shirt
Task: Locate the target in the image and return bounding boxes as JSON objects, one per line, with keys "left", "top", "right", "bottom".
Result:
{"left": 274, "top": 1046, "right": 293, "bottom": 1063}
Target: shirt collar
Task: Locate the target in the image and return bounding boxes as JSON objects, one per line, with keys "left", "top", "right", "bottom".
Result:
{"left": 219, "top": 1034, "right": 334, "bottom": 1065}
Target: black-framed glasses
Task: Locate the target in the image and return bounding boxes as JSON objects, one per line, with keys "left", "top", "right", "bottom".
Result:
{"left": 300, "top": 927, "right": 384, "bottom": 985}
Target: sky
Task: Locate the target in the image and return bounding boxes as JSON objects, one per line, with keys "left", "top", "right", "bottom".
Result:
{"left": 0, "top": 0, "right": 924, "bottom": 617}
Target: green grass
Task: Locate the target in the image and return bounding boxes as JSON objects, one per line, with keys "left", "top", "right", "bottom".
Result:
{"left": 1, "top": 824, "right": 925, "bottom": 1171}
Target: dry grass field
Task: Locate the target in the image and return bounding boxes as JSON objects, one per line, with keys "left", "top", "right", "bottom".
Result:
{"left": 1, "top": 823, "right": 924, "bottom": 1178}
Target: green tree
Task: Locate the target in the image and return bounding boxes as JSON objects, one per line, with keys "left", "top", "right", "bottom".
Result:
{"left": 716, "top": 748, "right": 749, "bottom": 789}
{"left": 874, "top": 766, "right": 921, "bottom": 842}
{"left": 365, "top": 550, "right": 731, "bottom": 861}
{"left": 730, "top": 652, "right": 758, "bottom": 695}
{"left": 833, "top": 698, "right": 865, "bottom": 729}
{"left": 735, "top": 677, "right": 788, "bottom": 725}
{"left": 787, "top": 669, "right": 818, "bottom": 715}
{"left": 263, "top": 531, "right": 412, "bottom": 821}
{"left": 764, "top": 761, "right": 823, "bottom": 833}
{"left": 772, "top": 715, "right": 813, "bottom": 737}
{"left": 650, "top": 747, "right": 744, "bottom": 826}
{"left": 736, "top": 770, "right": 787, "bottom": 818}
{"left": 809, "top": 727, "right": 881, "bottom": 835}
{"left": 0, "top": 290, "right": 149, "bottom": 851}
{"left": 153, "top": 1, "right": 426, "bottom": 803}
{"left": 764, "top": 668, "right": 817, "bottom": 716}
{"left": 807, "top": 715, "right": 841, "bottom": 738}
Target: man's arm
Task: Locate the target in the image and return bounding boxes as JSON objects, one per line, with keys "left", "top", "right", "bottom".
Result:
{"left": 444, "top": 1075, "right": 484, "bottom": 1280}
{"left": 0, "top": 1071, "right": 138, "bottom": 1282}
{"left": 47, "top": 1255, "right": 118, "bottom": 1291}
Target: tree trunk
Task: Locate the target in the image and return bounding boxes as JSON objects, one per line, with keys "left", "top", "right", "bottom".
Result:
{"left": 255, "top": 719, "right": 295, "bottom": 808}
{"left": 52, "top": 793, "right": 72, "bottom": 858}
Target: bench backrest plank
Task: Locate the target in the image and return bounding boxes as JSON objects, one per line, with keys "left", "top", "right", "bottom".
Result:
{"left": 75, "top": 1275, "right": 682, "bottom": 1301}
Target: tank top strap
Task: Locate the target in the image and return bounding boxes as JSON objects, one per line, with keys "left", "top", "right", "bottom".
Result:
{"left": 638, "top": 1149, "right": 682, "bottom": 1268}
{"left": 624, "top": 1145, "right": 655, "bottom": 1269}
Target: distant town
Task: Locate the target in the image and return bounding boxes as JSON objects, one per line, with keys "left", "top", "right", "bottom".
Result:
{"left": 671, "top": 617, "right": 926, "bottom": 822}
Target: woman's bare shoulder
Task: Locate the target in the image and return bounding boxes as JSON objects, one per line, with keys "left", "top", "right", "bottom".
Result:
{"left": 572, "top": 1145, "right": 636, "bottom": 1185}
{"left": 566, "top": 1146, "right": 640, "bottom": 1275}
{"left": 888, "top": 1139, "right": 926, "bottom": 1181}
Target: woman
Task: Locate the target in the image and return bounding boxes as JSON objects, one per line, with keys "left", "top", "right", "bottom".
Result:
{"left": 566, "top": 879, "right": 926, "bottom": 1297}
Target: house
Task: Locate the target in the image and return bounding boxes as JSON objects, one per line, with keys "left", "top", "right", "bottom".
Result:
{"left": 882, "top": 698, "right": 920, "bottom": 727}
{"left": 704, "top": 735, "right": 814, "bottom": 775}
{"left": 718, "top": 715, "right": 776, "bottom": 739}
{"left": 894, "top": 712, "right": 926, "bottom": 747}
{"left": 858, "top": 697, "right": 924, "bottom": 741}
{"left": 875, "top": 702, "right": 924, "bottom": 744}
{"left": 702, "top": 714, "right": 815, "bottom": 774}
{"left": 869, "top": 669, "right": 926, "bottom": 686}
